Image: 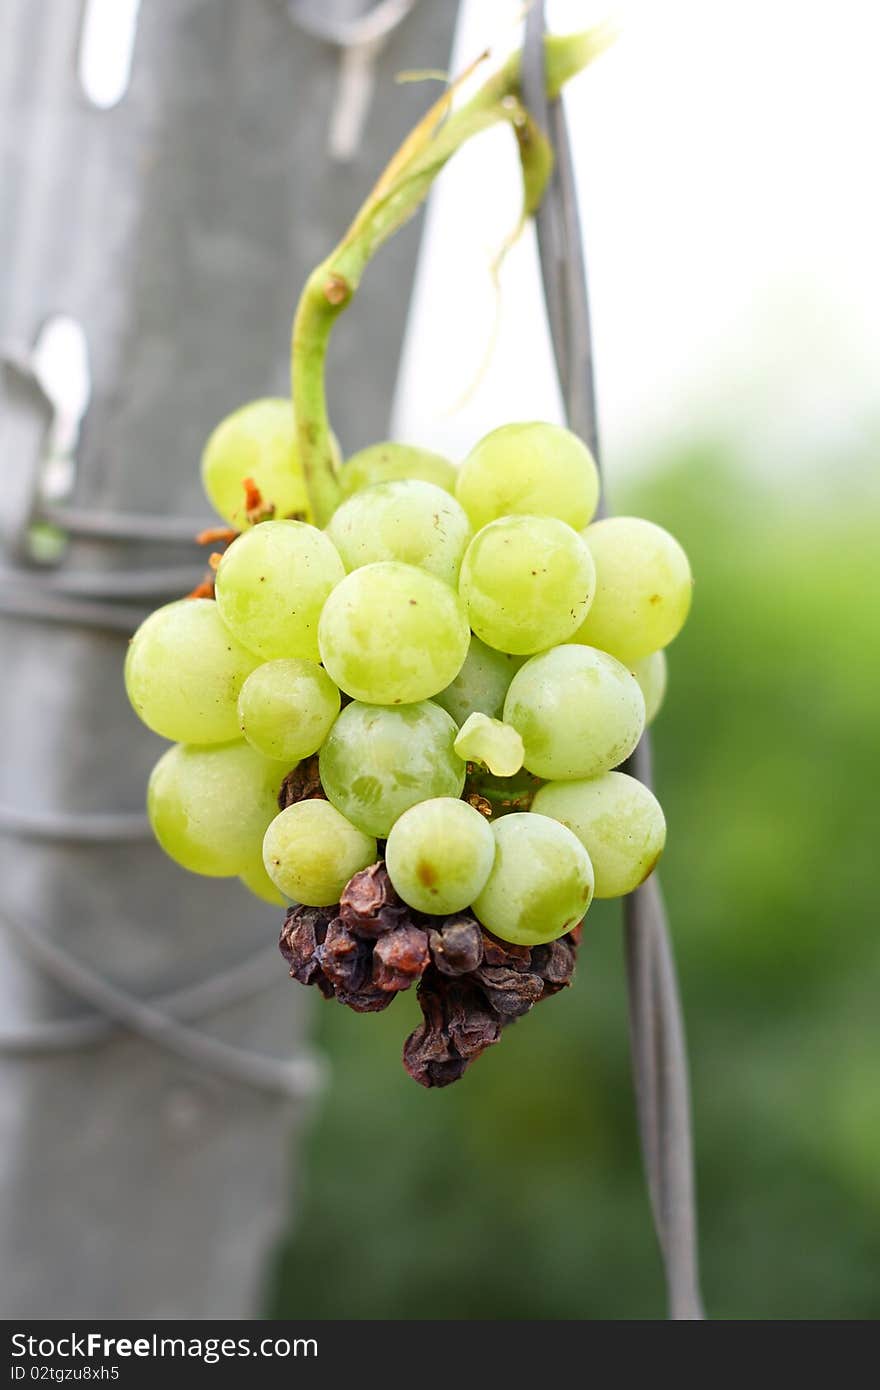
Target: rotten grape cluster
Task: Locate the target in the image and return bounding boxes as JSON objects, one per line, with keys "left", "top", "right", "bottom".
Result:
{"left": 125, "top": 399, "right": 692, "bottom": 1084}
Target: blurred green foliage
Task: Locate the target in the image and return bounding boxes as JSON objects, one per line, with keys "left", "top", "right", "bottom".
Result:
{"left": 269, "top": 447, "right": 880, "bottom": 1319}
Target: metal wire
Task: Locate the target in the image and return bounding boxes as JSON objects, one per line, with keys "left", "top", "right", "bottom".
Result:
{"left": 0, "top": 494, "right": 319, "bottom": 1096}
{"left": 0, "top": 904, "right": 324, "bottom": 1099}
{"left": 284, "top": 0, "right": 419, "bottom": 49}
{"left": 0, "top": 563, "right": 205, "bottom": 599}
{"left": 43, "top": 504, "right": 210, "bottom": 545}
{"left": 522, "top": 1, "right": 705, "bottom": 1321}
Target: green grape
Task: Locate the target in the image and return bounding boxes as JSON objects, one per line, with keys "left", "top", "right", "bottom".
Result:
{"left": 238, "top": 658, "right": 340, "bottom": 763}
{"left": 571, "top": 516, "right": 693, "bottom": 664}
{"left": 339, "top": 441, "right": 456, "bottom": 499}
{"left": 531, "top": 772, "right": 666, "bottom": 898}
{"left": 239, "top": 856, "right": 287, "bottom": 906}
{"left": 434, "top": 634, "right": 523, "bottom": 726}
{"left": 201, "top": 398, "right": 309, "bottom": 527}
{"left": 632, "top": 649, "right": 668, "bottom": 725}
{"left": 319, "top": 699, "right": 465, "bottom": 837}
{"left": 503, "top": 644, "right": 645, "bottom": 780}
{"left": 147, "top": 741, "right": 286, "bottom": 877}
{"left": 125, "top": 598, "right": 261, "bottom": 744}
{"left": 262, "top": 800, "right": 376, "bottom": 907}
{"left": 459, "top": 515, "right": 595, "bottom": 655}
{"left": 456, "top": 421, "right": 599, "bottom": 532}
{"left": 318, "top": 561, "right": 470, "bottom": 705}
{"left": 385, "top": 797, "right": 496, "bottom": 915}
{"left": 471, "top": 812, "right": 594, "bottom": 946}
{"left": 214, "top": 519, "right": 344, "bottom": 662}
{"left": 454, "top": 712, "right": 524, "bottom": 777}
{"left": 326, "top": 480, "right": 471, "bottom": 586}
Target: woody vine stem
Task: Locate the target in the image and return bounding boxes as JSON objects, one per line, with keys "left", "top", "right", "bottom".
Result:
{"left": 290, "top": 25, "right": 614, "bottom": 526}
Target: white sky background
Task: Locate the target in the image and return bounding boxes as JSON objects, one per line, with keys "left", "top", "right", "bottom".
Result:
{"left": 391, "top": 0, "right": 880, "bottom": 479}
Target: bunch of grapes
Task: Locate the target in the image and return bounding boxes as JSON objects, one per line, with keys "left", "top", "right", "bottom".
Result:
{"left": 125, "top": 400, "right": 692, "bottom": 1085}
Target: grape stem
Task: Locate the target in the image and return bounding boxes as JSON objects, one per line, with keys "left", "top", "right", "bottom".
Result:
{"left": 290, "top": 25, "right": 614, "bottom": 526}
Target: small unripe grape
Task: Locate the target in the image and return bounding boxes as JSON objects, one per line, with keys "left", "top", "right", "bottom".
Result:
{"left": 319, "top": 699, "right": 465, "bottom": 837}
{"left": 435, "top": 634, "right": 523, "bottom": 726}
{"left": 456, "top": 421, "right": 599, "bottom": 531}
{"left": 504, "top": 644, "right": 645, "bottom": 780}
{"left": 385, "top": 797, "right": 496, "bottom": 915}
{"left": 532, "top": 772, "right": 666, "bottom": 898}
{"left": 318, "top": 561, "right": 470, "bottom": 705}
{"left": 472, "top": 813, "right": 594, "bottom": 946}
{"left": 339, "top": 442, "right": 457, "bottom": 498}
{"left": 238, "top": 659, "right": 340, "bottom": 764}
{"left": 326, "top": 480, "right": 471, "bottom": 586}
{"left": 125, "top": 598, "right": 260, "bottom": 745}
{"left": 263, "top": 801, "right": 377, "bottom": 906}
{"left": 572, "top": 517, "right": 693, "bottom": 664}
{"left": 148, "top": 741, "right": 286, "bottom": 877}
{"left": 459, "top": 515, "right": 595, "bottom": 655}
{"left": 201, "top": 398, "right": 309, "bottom": 528}
{"left": 214, "top": 519, "right": 345, "bottom": 662}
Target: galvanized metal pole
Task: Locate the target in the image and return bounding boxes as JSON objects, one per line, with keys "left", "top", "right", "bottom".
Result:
{"left": 0, "top": 0, "right": 457, "bottom": 1318}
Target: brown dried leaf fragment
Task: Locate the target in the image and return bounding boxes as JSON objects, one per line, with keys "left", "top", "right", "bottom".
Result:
{"left": 480, "top": 931, "right": 532, "bottom": 971}
{"left": 315, "top": 916, "right": 397, "bottom": 1012}
{"left": 372, "top": 924, "right": 430, "bottom": 992}
{"left": 277, "top": 755, "right": 325, "bottom": 810}
{"left": 403, "top": 969, "right": 502, "bottom": 1089}
{"left": 427, "top": 914, "right": 484, "bottom": 977}
{"left": 339, "top": 862, "right": 409, "bottom": 938}
{"left": 471, "top": 962, "right": 544, "bottom": 1018}
{"left": 315, "top": 916, "right": 369, "bottom": 992}
{"left": 334, "top": 982, "right": 396, "bottom": 1013}
{"left": 279, "top": 905, "right": 335, "bottom": 999}
{"left": 530, "top": 931, "right": 579, "bottom": 1000}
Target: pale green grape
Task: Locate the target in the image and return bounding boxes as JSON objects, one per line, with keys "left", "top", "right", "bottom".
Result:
{"left": 214, "top": 519, "right": 344, "bottom": 662}
{"left": 632, "top": 649, "right": 668, "bottom": 725}
{"left": 201, "top": 398, "right": 309, "bottom": 527}
{"left": 339, "top": 441, "right": 456, "bottom": 498}
{"left": 503, "top": 645, "right": 645, "bottom": 780}
{"left": 238, "top": 659, "right": 340, "bottom": 763}
{"left": 239, "top": 856, "right": 287, "bottom": 906}
{"left": 454, "top": 712, "right": 524, "bottom": 777}
{"left": 262, "top": 800, "right": 376, "bottom": 906}
{"left": 572, "top": 516, "right": 693, "bottom": 664}
{"left": 385, "top": 797, "right": 496, "bottom": 915}
{"left": 471, "top": 812, "right": 594, "bottom": 946}
{"left": 318, "top": 561, "right": 469, "bottom": 704}
{"left": 326, "top": 480, "right": 471, "bottom": 586}
{"left": 532, "top": 773, "right": 666, "bottom": 898}
{"left": 459, "top": 515, "right": 595, "bottom": 655}
{"left": 319, "top": 699, "right": 465, "bottom": 837}
{"left": 125, "top": 598, "right": 261, "bottom": 744}
{"left": 456, "top": 421, "right": 599, "bottom": 531}
{"left": 147, "top": 741, "right": 286, "bottom": 877}
{"left": 435, "top": 634, "right": 523, "bottom": 726}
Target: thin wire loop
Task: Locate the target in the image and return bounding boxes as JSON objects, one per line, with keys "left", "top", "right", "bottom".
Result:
{"left": 0, "top": 805, "right": 152, "bottom": 842}
{"left": 0, "top": 943, "right": 290, "bottom": 1053}
{"left": 284, "top": 0, "right": 419, "bottom": 49}
{"left": 522, "top": 1, "right": 704, "bottom": 1320}
{"left": 44, "top": 504, "right": 211, "bottom": 545}
{"left": 0, "top": 905, "right": 325, "bottom": 1100}
{"left": 0, "top": 563, "right": 205, "bottom": 599}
